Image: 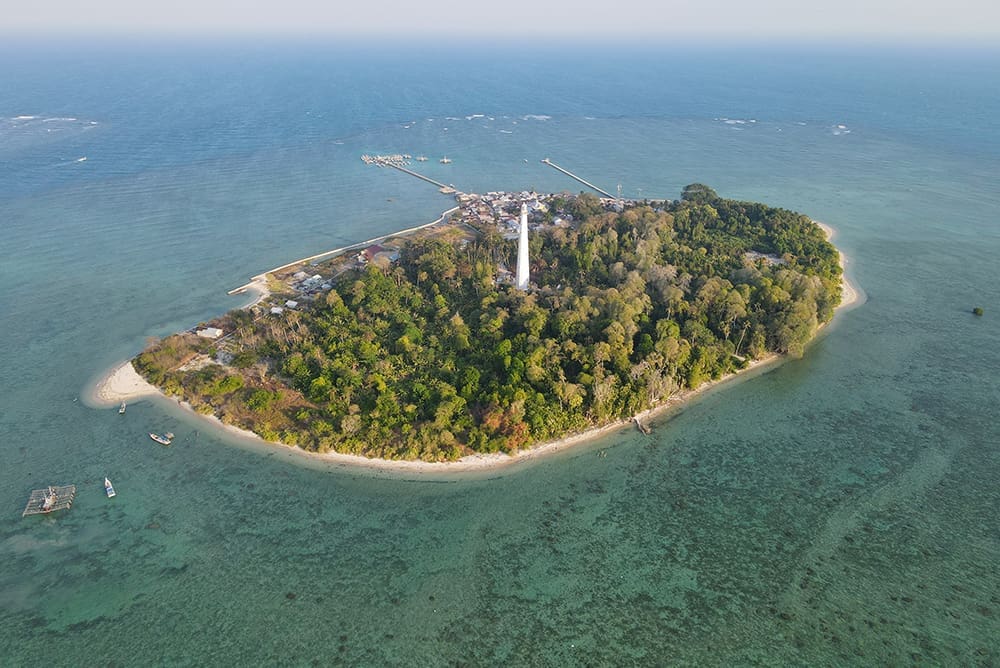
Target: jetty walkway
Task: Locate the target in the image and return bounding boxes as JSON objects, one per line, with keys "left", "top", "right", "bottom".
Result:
{"left": 389, "top": 163, "right": 456, "bottom": 194}
{"left": 363, "top": 154, "right": 457, "bottom": 194}
{"left": 541, "top": 158, "right": 617, "bottom": 199}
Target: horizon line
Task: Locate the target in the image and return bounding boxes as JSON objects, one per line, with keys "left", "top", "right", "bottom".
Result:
{"left": 2, "top": 31, "right": 1000, "bottom": 51}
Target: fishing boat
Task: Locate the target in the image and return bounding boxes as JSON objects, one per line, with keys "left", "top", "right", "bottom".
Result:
{"left": 149, "top": 432, "right": 173, "bottom": 446}
{"left": 104, "top": 477, "right": 116, "bottom": 498}
{"left": 119, "top": 401, "right": 127, "bottom": 414}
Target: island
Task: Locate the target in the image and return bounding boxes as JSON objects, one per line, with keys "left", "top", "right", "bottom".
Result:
{"left": 100, "top": 184, "right": 855, "bottom": 466}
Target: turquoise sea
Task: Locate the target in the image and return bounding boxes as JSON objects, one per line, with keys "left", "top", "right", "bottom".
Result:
{"left": 1, "top": 41, "right": 998, "bottom": 664}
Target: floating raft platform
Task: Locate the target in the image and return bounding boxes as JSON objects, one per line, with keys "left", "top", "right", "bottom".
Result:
{"left": 22, "top": 485, "right": 76, "bottom": 517}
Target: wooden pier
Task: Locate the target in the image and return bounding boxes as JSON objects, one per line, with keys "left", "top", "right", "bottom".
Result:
{"left": 22, "top": 485, "right": 76, "bottom": 517}
{"left": 363, "top": 154, "right": 458, "bottom": 194}
{"left": 541, "top": 158, "right": 617, "bottom": 199}
{"left": 388, "top": 163, "right": 457, "bottom": 193}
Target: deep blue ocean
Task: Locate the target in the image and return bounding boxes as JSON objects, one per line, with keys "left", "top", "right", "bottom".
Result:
{"left": 1, "top": 40, "right": 998, "bottom": 664}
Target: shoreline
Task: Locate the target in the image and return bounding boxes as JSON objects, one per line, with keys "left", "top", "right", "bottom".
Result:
{"left": 814, "top": 220, "right": 861, "bottom": 311}
{"left": 88, "top": 219, "right": 861, "bottom": 475}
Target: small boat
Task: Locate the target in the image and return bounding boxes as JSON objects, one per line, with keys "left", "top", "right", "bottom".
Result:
{"left": 416, "top": 156, "right": 428, "bottom": 162}
{"left": 149, "top": 432, "right": 173, "bottom": 446}
{"left": 439, "top": 156, "right": 452, "bottom": 164}
{"left": 119, "top": 401, "right": 127, "bottom": 415}
{"left": 104, "top": 477, "right": 116, "bottom": 498}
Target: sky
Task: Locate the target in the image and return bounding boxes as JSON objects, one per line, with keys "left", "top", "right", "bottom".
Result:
{"left": 3, "top": 0, "right": 1000, "bottom": 40}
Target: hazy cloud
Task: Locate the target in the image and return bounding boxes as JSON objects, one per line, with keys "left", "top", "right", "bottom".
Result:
{"left": 6, "top": 0, "right": 1000, "bottom": 38}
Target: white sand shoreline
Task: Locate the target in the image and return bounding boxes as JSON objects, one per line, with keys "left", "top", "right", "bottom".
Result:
{"left": 814, "top": 220, "right": 861, "bottom": 311}
{"left": 87, "top": 359, "right": 159, "bottom": 406}
{"left": 88, "top": 220, "right": 861, "bottom": 475}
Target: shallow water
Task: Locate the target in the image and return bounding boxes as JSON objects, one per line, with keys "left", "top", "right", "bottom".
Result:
{"left": 0, "top": 42, "right": 998, "bottom": 664}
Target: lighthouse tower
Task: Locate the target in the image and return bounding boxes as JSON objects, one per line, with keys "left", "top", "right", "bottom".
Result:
{"left": 516, "top": 203, "right": 530, "bottom": 290}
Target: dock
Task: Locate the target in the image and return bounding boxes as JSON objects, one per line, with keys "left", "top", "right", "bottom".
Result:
{"left": 541, "top": 158, "right": 617, "bottom": 199}
{"left": 363, "top": 154, "right": 458, "bottom": 194}
{"left": 389, "top": 162, "right": 456, "bottom": 194}
{"left": 22, "top": 485, "right": 76, "bottom": 517}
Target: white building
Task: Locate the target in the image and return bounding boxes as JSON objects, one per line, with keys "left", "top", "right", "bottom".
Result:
{"left": 196, "top": 327, "right": 223, "bottom": 339}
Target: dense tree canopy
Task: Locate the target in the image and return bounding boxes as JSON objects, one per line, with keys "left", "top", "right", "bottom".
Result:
{"left": 135, "top": 187, "right": 842, "bottom": 461}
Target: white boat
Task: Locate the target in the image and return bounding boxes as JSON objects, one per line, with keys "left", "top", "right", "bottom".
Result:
{"left": 104, "top": 477, "right": 116, "bottom": 498}
{"left": 439, "top": 156, "right": 452, "bottom": 164}
{"left": 119, "top": 401, "right": 126, "bottom": 415}
{"left": 416, "top": 156, "right": 428, "bottom": 162}
{"left": 149, "top": 432, "right": 173, "bottom": 446}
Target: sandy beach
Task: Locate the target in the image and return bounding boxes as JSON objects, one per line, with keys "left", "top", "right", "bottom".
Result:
{"left": 815, "top": 220, "right": 861, "bottom": 310}
{"left": 88, "top": 359, "right": 159, "bottom": 406}
{"left": 89, "top": 221, "right": 861, "bottom": 474}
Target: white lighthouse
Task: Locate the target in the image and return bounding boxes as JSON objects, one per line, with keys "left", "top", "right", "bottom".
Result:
{"left": 516, "top": 202, "right": 530, "bottom": 290}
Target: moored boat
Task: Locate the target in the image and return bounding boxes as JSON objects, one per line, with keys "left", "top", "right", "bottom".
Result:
{"left": 149, "top": 432, "right": 173, "bottom": 446}
{"left": 119, "top": 401, "right": 127, "bottom": 414}
{"left": 104, "top": 477, "right": 116, "bottom": 498}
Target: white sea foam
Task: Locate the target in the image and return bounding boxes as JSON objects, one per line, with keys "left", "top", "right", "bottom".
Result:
{"left": 13, "top": 115, "right": 38, "bottom": 120}
{"left": 465, "top": 114, "right": 485, "bottom": 120}
{"left": 43, "top": 117, "right": 77, "bottom": 122}
{"left": 445, "top": 116, "right": 461, "bottom": 121}
{"left": 499, "top": 129, "right": 513, "bottom": 134}
{"left": 522, "top": 114, "right": 552, "bottom": 121}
